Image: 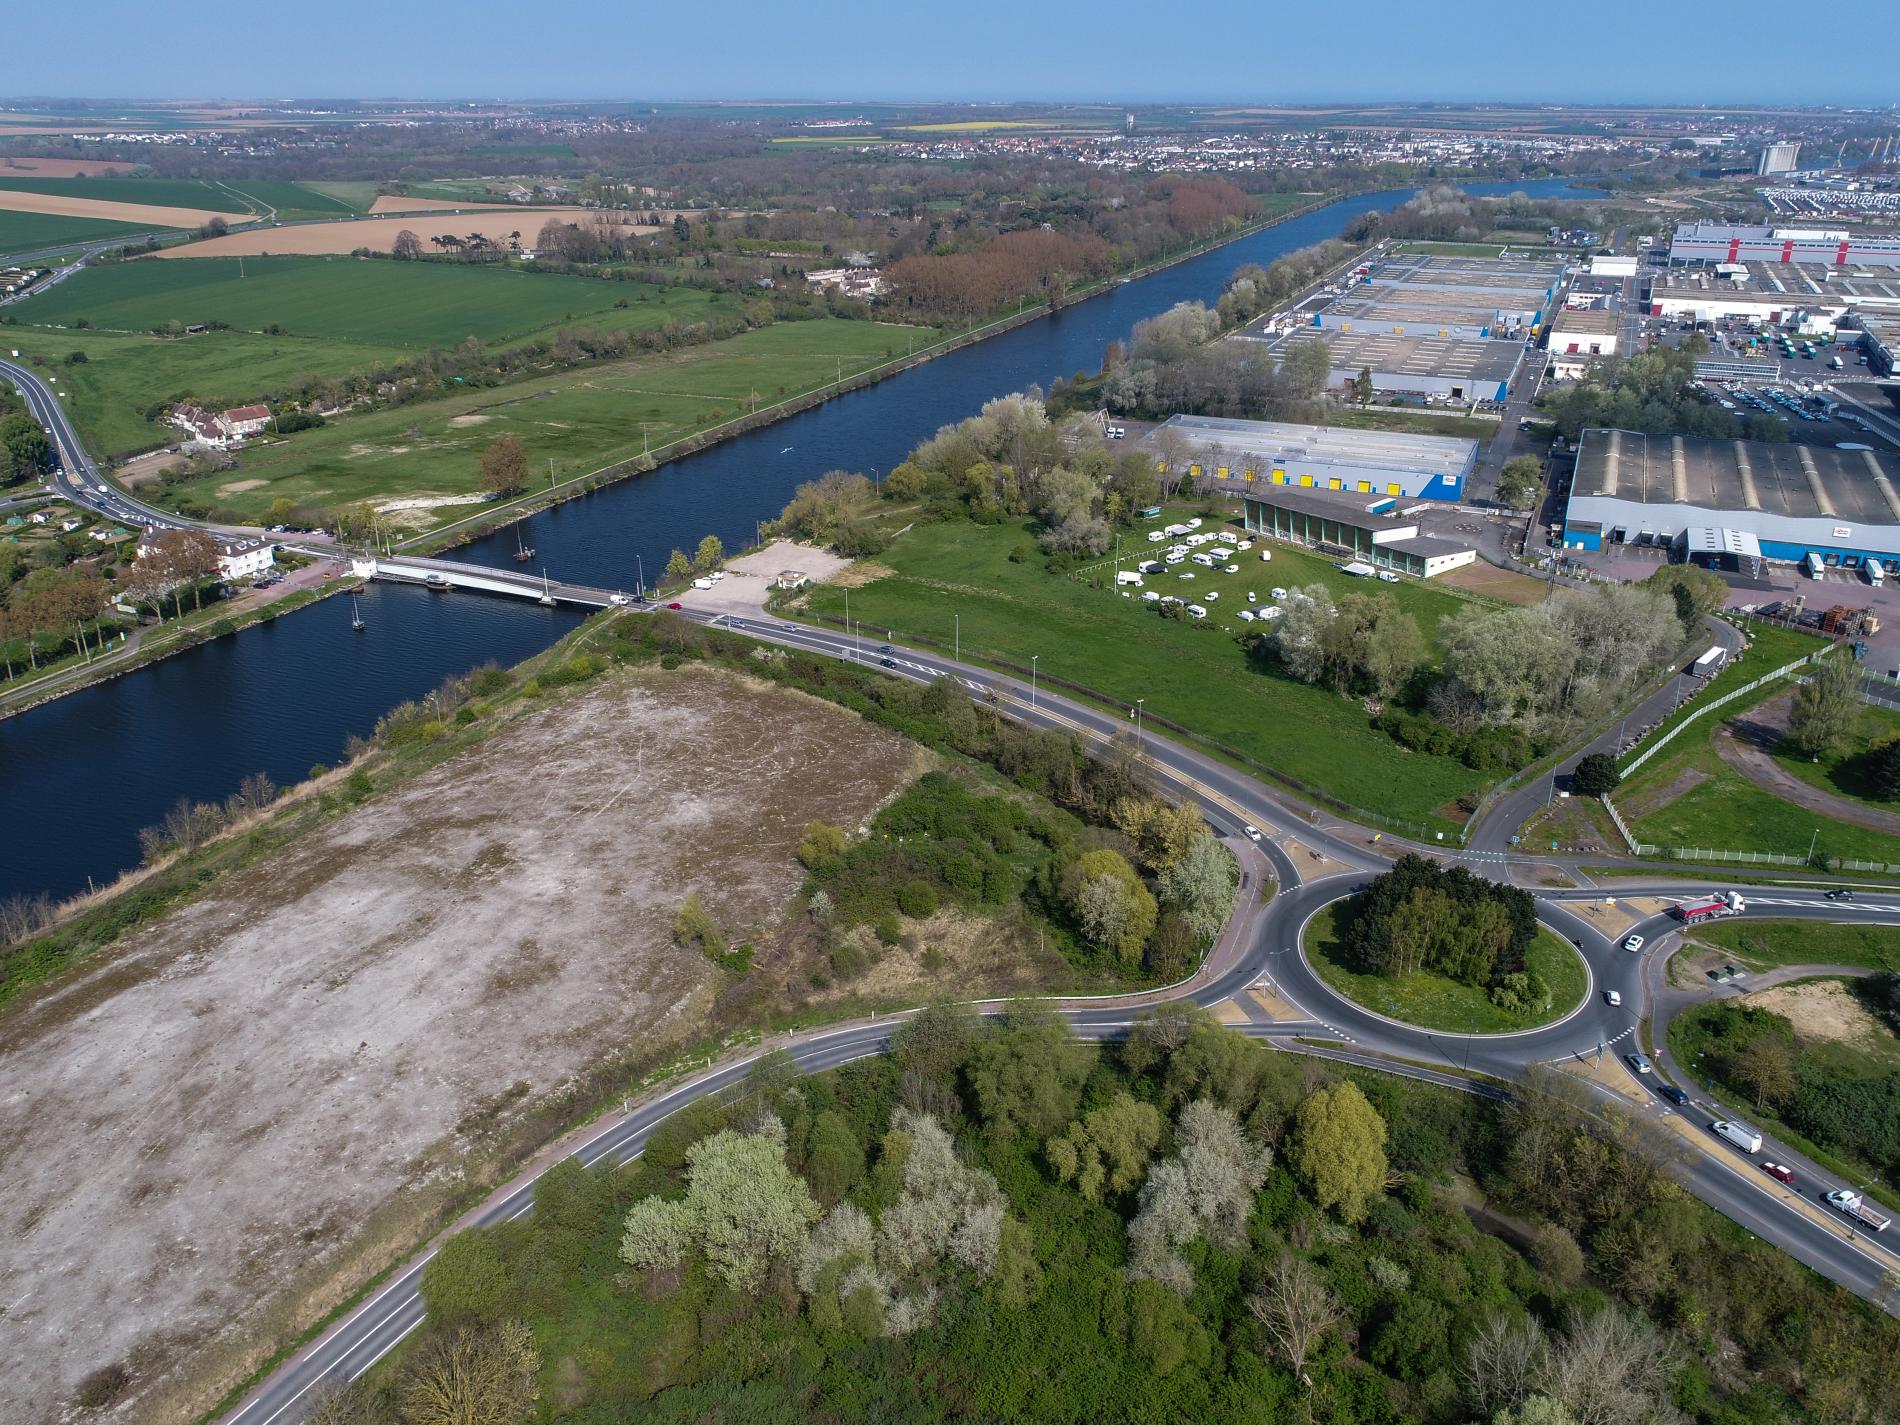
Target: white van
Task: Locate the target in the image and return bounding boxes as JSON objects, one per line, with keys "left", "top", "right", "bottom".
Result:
{"left": 1712, "top": 1120, "right": 1763, "bottom": 1154}
{"left": 692, "top": 577, "right": 715, "bottom": 589}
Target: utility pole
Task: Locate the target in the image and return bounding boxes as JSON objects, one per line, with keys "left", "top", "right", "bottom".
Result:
{"left": 636, "top": 553, "right": 645, "bottom": 600}
{"left": 953, "top": 611, "right": 959, "bottom": 662}
{"left": 1134, "top": 698, "right": 1145, "bottom": 753}
{"left": 1031, "top": 655, "right": 1039, "bottom": 711}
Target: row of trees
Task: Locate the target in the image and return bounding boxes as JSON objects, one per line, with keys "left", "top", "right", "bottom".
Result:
{"left": 1103, "top": 296, "right": 1334, "bottom": 422}
{"left": 1541, "top": 342, "right": 1788, "bottom": 443}
{"left": 0, "top": 406, "right": 54, "bottom": 487}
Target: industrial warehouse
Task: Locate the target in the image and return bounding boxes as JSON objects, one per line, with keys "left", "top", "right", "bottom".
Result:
{"left": 1646, "top": 262, "right": 1900, "bottom": 331}
{"left": 1667, "top": 221, "right": 1900, "bottom": 270}
{"left": 1239, "top": 485, "right": 1477, "bottom": 579}
{"left": 1243, "top": 251, "right": 1551, "bottom": 403}
{"left": 1560, "top": 428, "right": 1900, "bottom": 576}
{"left": 1156, "top": 414, "right": 1478, "bottom": 501}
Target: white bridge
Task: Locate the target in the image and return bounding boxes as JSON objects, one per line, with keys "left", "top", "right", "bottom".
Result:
{"left": 351, "top": 555, "right": 624, "bottom": 608}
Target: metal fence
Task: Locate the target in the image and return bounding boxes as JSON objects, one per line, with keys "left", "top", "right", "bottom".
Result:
{"left": 1617, "top": 653, "right": 1818, "bottom": 778}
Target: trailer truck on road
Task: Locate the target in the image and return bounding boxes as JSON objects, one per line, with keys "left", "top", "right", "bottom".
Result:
{"left": 1673, "top": 892, "right": 1745, "bottom": 924}
{"left": 1823, "top": 1189, "right": 1891, "bottom": 1233}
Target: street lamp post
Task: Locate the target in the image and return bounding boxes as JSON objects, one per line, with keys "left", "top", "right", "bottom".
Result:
{"left": 953, "top": 611, "right": 959, "bottom": 663}
{"left": 636, "top": 553, "right": 645, "bottom": 601}
{"left": 1031, "top": 655, "right": 1039, "bottom": 711}
{"left": 1135, "top": 698, "right": 1145, "bottom": 753}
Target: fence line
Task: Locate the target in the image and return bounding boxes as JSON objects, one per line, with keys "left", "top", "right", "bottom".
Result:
{"left": 1617, "top": 653, "right": 1817, "bottom": 777}
{"left": 1599, "top": 794, "right": 1642, "bottom": 855}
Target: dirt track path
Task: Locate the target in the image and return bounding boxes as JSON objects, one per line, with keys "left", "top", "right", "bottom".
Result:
{"left": 1716, "top": 692, "right": 1900, "bottom": 836}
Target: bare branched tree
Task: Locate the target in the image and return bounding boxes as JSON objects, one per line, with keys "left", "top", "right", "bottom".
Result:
{"left": 1248, "top": 1252, "right": 1341, "bottom": 1389}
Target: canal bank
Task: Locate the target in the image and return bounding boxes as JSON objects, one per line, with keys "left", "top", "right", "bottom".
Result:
{"left": 0, "top": 178, "right": 1601, "bottom": 903}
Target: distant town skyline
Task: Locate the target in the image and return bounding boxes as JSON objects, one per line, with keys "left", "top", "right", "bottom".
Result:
{"left": 8, "top": 0, "right": 1899, "bottom": 106}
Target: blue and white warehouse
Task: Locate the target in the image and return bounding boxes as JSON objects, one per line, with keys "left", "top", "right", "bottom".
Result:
{"left": 1562, "top": 428, "right": 1900, "bottom": 574}
{"left": 1156, "top": 414, "right": 1477, "bottom": 503}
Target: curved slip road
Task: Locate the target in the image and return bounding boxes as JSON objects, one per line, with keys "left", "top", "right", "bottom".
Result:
{"left": 218, "top": 609, "right": 1900, "bottom": 1425}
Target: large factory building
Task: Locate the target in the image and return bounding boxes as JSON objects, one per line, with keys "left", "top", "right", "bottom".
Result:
{"left": 1156, "top": 414, "right": 1478, "bottom": 502}
{"left": 1645, "top": 262, "right": 1900, "bottom": 332}
{"left": 1668, "top": 222, "right": 1900, "bottom": 270}
{"left": 1561, "top": 428, "right": 1900, "bottom": 576}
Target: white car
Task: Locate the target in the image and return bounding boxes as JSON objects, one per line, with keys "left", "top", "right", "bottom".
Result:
{"left": 1142, "top": 591, "right": 1160, "bottom": 602}
{"left": 1178, "top": 571, "right": 1195, "bottom": 580}
{"left": 1185, "top": 517, "right": 1203, "bottom": 529}
{"left": 609, "top": 593, "right": 632, "bottom": 606}
{"left": 1246, "top": 590, "right": 1258, "bottom": 603}
{"left": 1224, "top": 564, "right": 1239, "bottom": 574}
{"left": 1623, "top": 934, "right": 1645, "bottom": 953}
{"left": 1270, "top": 587, "right": 1287, "bottom": 599}
{"left": 1243, "top": 824, "right": 1262, "bottom": 842}
{"left": 1604, "top": 989, "right": 1622, "bottom": 1007}
{"left": 1204, "top": 591, "right": 1219, "bottom": 601}
{"left": 1626, "top": 1053, "right": 1652, "bottom": 1075}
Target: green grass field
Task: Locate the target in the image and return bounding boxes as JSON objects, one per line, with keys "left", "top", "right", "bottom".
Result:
{"left": 1767, "top": 701, "right": 1900, "bottom": 811}
{"left": 17, "top": 256, "right": 715, "bottom": 348}
{"left": 1303, "top": 903, "right": 1587, "bottom": 1033}
{"left": 298, "top": 181, "right": 383, "bottom": 212}
{"left": 156, "top": 318, "right": 932, "bottom": 521}
{"left": 1618, "top": 622, "right": 1826, "bottom": 773}
{"left": 1688, "top": 920, "right": 1900, "bottom": 973}
{"left": 0, "top": 176, "right": 252, "bottom": 212}
{"left": 210, "top": 180, "right": 362, "bottom": 221}
{"left": 0, "top": 326, "right": 411, "bottom": 457}
{"left": 1624, "top": 731, "right": 1900, "bottom": 867}
{"left": 0, "top": 210, "right": 164, "bottom": 254}
{"left": 800, "top": 513, "right": 1495, "bottom": 825}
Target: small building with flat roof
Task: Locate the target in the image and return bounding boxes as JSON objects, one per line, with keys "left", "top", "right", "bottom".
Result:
{"left": 1545, "top": 309, "right": 1621, "bottom": 377}
{"left": 1237, "top": 483, "right": 1476, "bottom": 578}
{"left": 1155, "top": 414, "right": 1478, "bottom": 502}
{"left": 1562, "top": 427, "right": 1900, "bottom": 574}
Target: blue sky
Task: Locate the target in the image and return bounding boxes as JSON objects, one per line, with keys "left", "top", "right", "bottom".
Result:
{"left": 8, "top": 0, "right": 1898, "bottom": 105}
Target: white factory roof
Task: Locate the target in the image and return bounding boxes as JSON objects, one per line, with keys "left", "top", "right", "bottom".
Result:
{"left": 1157, "top": 415, "right": 1477, "bottom": 477}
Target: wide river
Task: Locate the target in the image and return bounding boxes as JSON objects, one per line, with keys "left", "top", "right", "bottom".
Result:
{"left": 3, "top": 180, "right": 1595, "bottom": 900}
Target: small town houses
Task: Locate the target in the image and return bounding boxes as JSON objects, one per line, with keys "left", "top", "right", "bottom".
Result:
{"left": 166, "top": 403, "right": 272, "bottom": 450}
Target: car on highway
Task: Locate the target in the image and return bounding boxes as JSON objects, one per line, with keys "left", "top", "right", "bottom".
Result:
{"left": 609, "top": 594, "right": 632, "bottom": 606}
{"left": 1243, "top": 824, "right": 1261, "bottom": 842}
{"left": 1825, "top": 888, "right": 1854, "bottom": 901}
{"left": 665, "top": 602, "right": 683, "bottom": 610}
{"left": 878, "top": 656, "right": 897, "bottom": 668}
{"left": 1623, "top": 934, "right": 1645, "bottom": 953}
{"left": 1626, "top": 1052, "right": 1653, "bottom": 1075}
{"left": 1603, "top": 989, "right": 1622, "bottom": 1007}
{"left": 878, "top": 644, "right": 893, "bottom": 654}
{"left": 1761, "top": 1162, "right": 1798, "bottom": 1185}
{"left": 1657, "top": 1084, "right": 1689, "bottom": 1106}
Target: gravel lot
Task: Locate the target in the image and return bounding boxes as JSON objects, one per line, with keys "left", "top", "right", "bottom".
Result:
{"left": 0, "top": 664, "right": 918, "bottom": 1425}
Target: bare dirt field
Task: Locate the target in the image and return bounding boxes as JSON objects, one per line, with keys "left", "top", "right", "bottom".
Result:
{"left": 1436, "top": 559, "right": 1548, "bottom": 604}
{"left": 154, "top": 210, "right": 598, "bottom": 258}
{"left": 1745, "top": 978, "right": 1896, "bottom": 1053}
{"left": 0, "top": 664, "right": 921, "bottom": 1425}
{"left": 0, "top": 188, "right": 249, "bottom": 228}
{"left": 670, "top": 539, "right": 854, "bottom": 618}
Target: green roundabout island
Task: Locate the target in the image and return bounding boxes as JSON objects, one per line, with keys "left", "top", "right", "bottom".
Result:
{"left": 1301, "top": 858, "right": 1589, "bottom": 1034}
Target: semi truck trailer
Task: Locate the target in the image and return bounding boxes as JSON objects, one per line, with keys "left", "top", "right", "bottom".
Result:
{"left": 1673, "top": 892, "right": 1745, "bottom": 924}
{"left": 1823, "top": 1189, "right": 1891, "bottom": 1233}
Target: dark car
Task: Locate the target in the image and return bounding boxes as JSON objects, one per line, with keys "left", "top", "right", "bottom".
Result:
{"left": 879, "top": 656, "right": 897, "bottom": 668}
{"left": 1825, "top": 888, "right": 1854, "bottom": 902}
{"left": 878, "top": 644, "right": 894, "bottom": 654}
{"left": 1657, "top": 1085, "right": 1688, "bottom": 1106}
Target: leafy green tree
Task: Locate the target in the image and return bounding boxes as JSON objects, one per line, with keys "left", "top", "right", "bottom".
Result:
{"left": 1127, "top": 1101, "right": 1272, "bottom": 1292}
{"left": 1787, "top": 655, "right": 1862, "bottom": 760}
{"left": 619, "top": 1120, "right": 820, "bottom": 1289}
{"left": 1497, "top": 455, "right": 1543, "bottom": 512}
{"left": 1570, "top": 753, "right": 1621, "bottom": 796}
{"left": 963, "top": 1005, "right": 1090, "bottom": 1139}
{"left": 0, "top": 413, "right": 51, "bottom": 485}
{"left": 693, "top": 533, "right": 725, "bottom": 572}
{"left": 1356, "top": 364, "right": 1375, "bottom": 406}
{"left": 1644, "top": 563, "right": 1727, "bottom": 634}
{"left": 797, "top": 820, "right": 848, "bottom": 868}
{"left": 1066, "top": 848, "right": 1156, "bottom": 964}
{"left": 1047, "top": 1093, "right": 1163, "bottom": 1200}
{"left": 1154, "top": 832, "right": 1238, "bottom": 943}
{"left": 664, "top": 548, "right": 692, "bottom": 580}
{"left": 801, "top": 1110, "right": 866, "bottom": 1206}
{"left": 1291, "top": 1082, "right": 1388, "bottom": 1224}
{"left": 892, "top": 1002, "right": 981, "bottom": 1082}
{"left": 1866, "top": 739, "right": 1900, "bottom": 802}
{"left": 478, "top": 434, "right": 529, "bottom": 497}
{"left": 419, "top": 1229, "right": 506, "bottom": 1324}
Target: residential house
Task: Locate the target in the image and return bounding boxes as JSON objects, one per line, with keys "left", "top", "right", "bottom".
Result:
{"left": 216, "top": 538, "right": 277, "bottom": 580}
{"left": 168, "top": 403, "right": 235, "bottom": 449}
{"left": 220, "top": 404, "right": 271, "bottom": 437}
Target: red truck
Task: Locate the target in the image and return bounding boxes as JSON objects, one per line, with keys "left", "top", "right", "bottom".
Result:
{"left": 1673, "top": 892, "right": 1745, "bottom": 924}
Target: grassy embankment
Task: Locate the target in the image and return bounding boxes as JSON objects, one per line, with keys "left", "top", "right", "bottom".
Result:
{"left": 1610, "top": 624, "right": 1900, "bottom": 864}
{"left": 1766, "top": 701, "right": 1900, "bottom": 811}
{"left": 1687, "top": 919, "right": 1900, "bottom": 974}
{"left": 1302, "top": 902, "right": 1587, "bottom": 1033}
{"left": 159, "top": 317, "right": 931, "bottom": 523}
{"left": 3, "top": 259, "right": 736, "bottom": 457}
{"left": 801, "top": 511, "right": 1528, "bottom": 830}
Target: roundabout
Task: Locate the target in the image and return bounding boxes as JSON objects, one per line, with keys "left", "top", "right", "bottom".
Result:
{"left": 1298, "top": 896, "right": 1590, "bottom": 1036}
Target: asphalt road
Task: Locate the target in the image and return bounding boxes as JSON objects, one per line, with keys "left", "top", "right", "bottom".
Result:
{"left": 0, "top": 355, "right": 194, "bottom": 532}
{"left": 217, "top": 606, "right": 1900, "bottom": 1425}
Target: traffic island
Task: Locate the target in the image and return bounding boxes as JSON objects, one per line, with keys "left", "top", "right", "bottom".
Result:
{"left": 1301, "top": 896, "right": 1588, "bottom": 1035}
